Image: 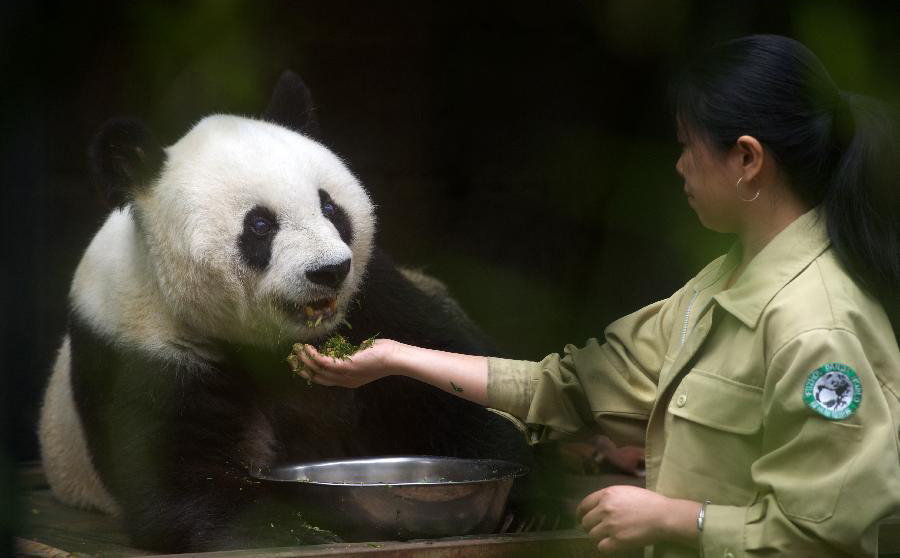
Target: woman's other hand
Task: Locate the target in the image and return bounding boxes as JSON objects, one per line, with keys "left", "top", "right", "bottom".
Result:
{"left": 575, "top": 485, "right": 700, "bottom": 553}
{"left": 605, "top": 445, "right": 646, "bottom": 476}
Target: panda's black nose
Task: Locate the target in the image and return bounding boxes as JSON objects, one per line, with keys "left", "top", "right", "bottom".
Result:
{"left": 306, "top": 258, "right": 352, "bottom": 289}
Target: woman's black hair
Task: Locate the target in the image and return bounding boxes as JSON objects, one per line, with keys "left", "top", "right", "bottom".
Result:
{"left": 674, "top": 34, "right": 899, "bottom": 307}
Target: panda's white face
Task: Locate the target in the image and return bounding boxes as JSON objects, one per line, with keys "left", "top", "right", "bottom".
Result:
{"left": 133, "top": 115, "right": 375, "bottom": 347}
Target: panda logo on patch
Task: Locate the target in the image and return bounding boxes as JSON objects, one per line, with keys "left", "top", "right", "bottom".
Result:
{"left": 803, "top": 363, "right": 862, "bottom": 420}
{"left": 814, "top": 372, "right": 853, "bottom": 410}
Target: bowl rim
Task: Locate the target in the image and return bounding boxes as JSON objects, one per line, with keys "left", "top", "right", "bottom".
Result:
{"left": 249, "top": 455, "right": 530, "bottom": 487}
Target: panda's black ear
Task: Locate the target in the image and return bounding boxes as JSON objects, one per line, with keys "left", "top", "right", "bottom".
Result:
{"left": 263, "top": 70, "right": 320, "bottom": 137}
{"left": 89, "top": 117, "right": 165, "bottom": 207}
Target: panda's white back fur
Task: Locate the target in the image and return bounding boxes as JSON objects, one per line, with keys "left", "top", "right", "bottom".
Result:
{"left": 39, "top": 337, "right": 120, "bottom": 514}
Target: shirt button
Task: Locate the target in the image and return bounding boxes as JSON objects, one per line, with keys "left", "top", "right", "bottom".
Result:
{"left": 676, "top": 394, "right": 687, "bottom": 407}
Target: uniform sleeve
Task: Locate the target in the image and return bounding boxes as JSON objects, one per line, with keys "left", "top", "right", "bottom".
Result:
{"left": 701, "top": 328, "right": 900, "bottom": 557}
{"left": 487, "top": 284, "right": 688, "bottom": 447}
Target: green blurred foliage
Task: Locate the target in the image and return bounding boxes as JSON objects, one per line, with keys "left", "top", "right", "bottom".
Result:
{"left": 136, "top": 2, "right": 267, "bottom": 124}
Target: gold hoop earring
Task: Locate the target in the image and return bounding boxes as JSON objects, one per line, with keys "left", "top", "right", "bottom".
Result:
{"left": 736, "top": 177, "right": 760, "bottom": 202}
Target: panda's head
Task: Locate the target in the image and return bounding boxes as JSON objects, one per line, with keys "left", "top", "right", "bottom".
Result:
{"left": 821, "top": 372, "right": 849, "bottom": 392}
{"left": 90, "top": 72, "right": 375, "bottom": 347}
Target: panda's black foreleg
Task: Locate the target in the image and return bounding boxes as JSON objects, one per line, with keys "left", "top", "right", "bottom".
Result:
{"left": 67, "top": 315, "right": 341, "bottom": 551}
{"left": 89, "top": 394, "right": 344, "bottom": 552}
{"left": 120, "top": 477, "right": 342, "bottom": 552}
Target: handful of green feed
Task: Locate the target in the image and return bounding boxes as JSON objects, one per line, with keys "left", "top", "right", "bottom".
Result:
{"left": 286, "top": 333, "right": 376, "bottom": 384}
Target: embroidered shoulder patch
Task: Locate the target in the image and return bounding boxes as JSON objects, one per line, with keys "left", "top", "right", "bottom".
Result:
{"left": 803, "top": 363, "right": 862, "bottom": 420}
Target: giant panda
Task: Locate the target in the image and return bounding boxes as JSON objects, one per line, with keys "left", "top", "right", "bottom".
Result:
{"left": 38, "top": 71, "right": 531, "bottom": 552}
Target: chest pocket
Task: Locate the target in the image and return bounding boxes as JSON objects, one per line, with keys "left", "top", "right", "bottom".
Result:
{"left": 664, "top": 369, "right": 764, "bottom": 497}
{"left": 669, "top": 369, "right": 764, "bottom": 434}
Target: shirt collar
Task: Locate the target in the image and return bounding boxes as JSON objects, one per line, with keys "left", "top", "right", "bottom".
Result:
{"left": 712, "top": 206, "right": 831, "bottom": 329}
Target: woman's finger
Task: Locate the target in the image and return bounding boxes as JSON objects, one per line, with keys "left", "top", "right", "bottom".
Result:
{"left": 299, "top": 364, "right": 345, "bottom": 387}
{"left": 297, "top": 346, "right": 326, "bottom": 374}
{"left": 575, "top": 491, "right": 602, "bottom": 522}
{"left": 588, "top": 520, "right": 608, "bottom": 541}
{"left": 580, "top": 504, "right": 605, "bottom": 532}
{"left": 305, "top": 344, "right": 356, "bottom": 372}
{"left": 296, "top": 345, "right": 322, "bottom": 368}
{"left": 300, "top": 344, "right": 329, "bottom": 366}
{"left": 596, "top": 536, "right": 618, "bottom": 555}
{"left": 303, "top": 360, "right": 358, "bottom": 387}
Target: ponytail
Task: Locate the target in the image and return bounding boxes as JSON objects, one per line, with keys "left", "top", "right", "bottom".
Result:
{"left": 826, "top": 93, "right": 900, "bottom": 299}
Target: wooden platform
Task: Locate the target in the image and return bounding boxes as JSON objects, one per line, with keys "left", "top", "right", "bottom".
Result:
{"left": 15, "top": 463, "right": 611, "bottom": 558}
{"left": 15, "top": 464, "right": 900, "bottom": 557}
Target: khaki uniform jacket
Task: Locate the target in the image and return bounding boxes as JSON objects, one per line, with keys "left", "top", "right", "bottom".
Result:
{"left": 488, "top": 208, "right": 900, "bottom": 557}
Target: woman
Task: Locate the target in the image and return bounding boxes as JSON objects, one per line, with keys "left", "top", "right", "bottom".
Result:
{"left": 298, "top": 35, "right": 900, "bottom": 556}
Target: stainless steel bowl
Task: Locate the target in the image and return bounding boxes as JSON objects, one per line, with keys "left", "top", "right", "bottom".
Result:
{"left": 251, "top": 456, "right": 528, "bottom": 541}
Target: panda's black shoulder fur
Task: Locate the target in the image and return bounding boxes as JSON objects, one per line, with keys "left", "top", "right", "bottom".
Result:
{"left": 341, "top": 247, "right": 497, "bottom": 356}
{"left": 322, "top": 246, "right": 530, "bottom": 461}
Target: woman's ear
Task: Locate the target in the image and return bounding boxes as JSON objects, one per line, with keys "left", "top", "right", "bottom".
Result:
{"left": 734, "top": 135, "right": 765, "bottom": 182}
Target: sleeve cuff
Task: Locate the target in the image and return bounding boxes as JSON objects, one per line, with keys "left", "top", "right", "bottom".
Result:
{"left": 486, "top": 357, "right": 540, "bottom": 421}
{"left": 701, "top": 504, "right": 746, "bottom": 558}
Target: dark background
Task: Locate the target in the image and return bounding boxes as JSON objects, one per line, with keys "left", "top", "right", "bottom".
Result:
{"left": 3, "top": 0, "right": 899, "bottom": 550}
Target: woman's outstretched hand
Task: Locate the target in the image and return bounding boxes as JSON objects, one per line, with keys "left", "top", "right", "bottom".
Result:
{"left": 295, "top": 339, "right": 491, "bottom": 406}
{"left": 297, "top": 339, "right": 400, "bottom": 388}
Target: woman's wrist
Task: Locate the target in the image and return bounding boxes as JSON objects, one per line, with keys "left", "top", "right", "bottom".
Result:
{"left": 387, "top": 341, "right": 421, "bottom": 378}
{"left": 659, "top": 497, "right": 702, "bottom": 548}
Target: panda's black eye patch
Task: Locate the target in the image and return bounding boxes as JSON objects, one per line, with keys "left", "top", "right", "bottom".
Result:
{"left": 318, "top": 189, "right": 353, "bottom": 245}
{"left": 239, "top": 205, "right": 279, "bottom": 271}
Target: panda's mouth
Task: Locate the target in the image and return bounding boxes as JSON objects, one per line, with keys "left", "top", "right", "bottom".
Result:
{"left": 279, "top": 297, "right": 338, "bottom": 327}
{"left": 303, "top": 298, "right": 337, "bottom": 321}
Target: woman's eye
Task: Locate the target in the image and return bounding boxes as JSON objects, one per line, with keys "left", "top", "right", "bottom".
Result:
{"left": 251, "top": 218, "right": 272, "bottom": 236}
{"left": 322, "top": 203, "right": 335, "bottom": 218}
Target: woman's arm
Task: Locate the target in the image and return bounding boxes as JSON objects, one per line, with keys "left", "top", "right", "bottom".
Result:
{"left": 299, "top": 282, "right": 689, "bottom": 444}
{"left": 297, "top": 339, "right": 490, "bottom": 406}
